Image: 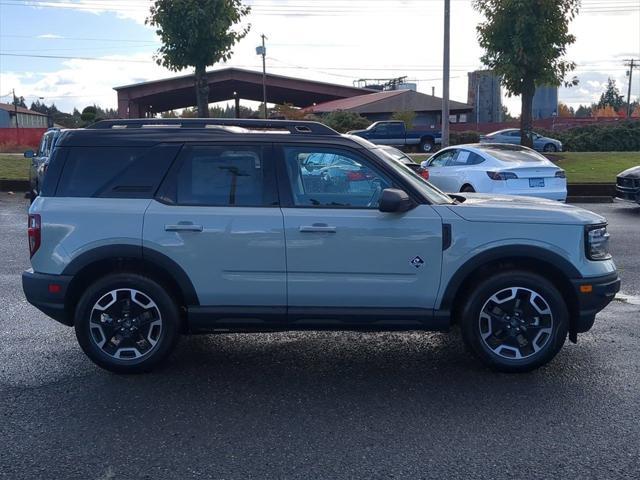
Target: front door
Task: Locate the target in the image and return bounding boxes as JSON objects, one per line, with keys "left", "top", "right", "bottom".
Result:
{"left": 277, "top": 144, "right": 443, "bottom": 327}
{"left": 143, "top": 143, "right": 286, "bottom": 326}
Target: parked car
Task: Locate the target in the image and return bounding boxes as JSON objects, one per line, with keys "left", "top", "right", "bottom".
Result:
{"left": 376, "top": 145, "right": 430, "bottom": 179}
{"left": 615, "top": 165, "right": 640, "bottom": 205}
{"left": 420, "top": 144, "right": 567, "bottom": 201}
{"left": 23, "top": 119, "right": 619, "bottom": 374}
{"left": 24, "top": 128, "right": 61, "bottom": 202}
{"left": 348, "top": 120, "right": 441, "bottom": 153}
{"left": 480, "top": 129, "right": 563, "bottom": 153}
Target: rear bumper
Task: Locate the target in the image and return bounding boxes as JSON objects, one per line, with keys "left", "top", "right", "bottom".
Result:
{"left": 22, "top": 269, "right": 73, "bottom": 326}
{"left": 570, "top": 272, "right": 620, "bottom": 334}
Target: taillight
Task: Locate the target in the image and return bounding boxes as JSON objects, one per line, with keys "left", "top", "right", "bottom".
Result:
{"left": 28, "top": 214, "right": 41, "bottom": 258}
{"left": 486, "top": 171, "right": 518, "bottom": 180}
{"left": 555, "top": 170, "right": 566, "bottom": 178}
{"left": 419, "top": 169, "right": 430, "bottom": 180}
{"left": 346, "top": 171, "right": 372, "bottom": 181}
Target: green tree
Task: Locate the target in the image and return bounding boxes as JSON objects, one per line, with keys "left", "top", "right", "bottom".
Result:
{"left": 320, "top": 111, "right": 371, "bottom": 133}
{"left": 12, "top": 95, "right": 27, "bottom": 108}
{"left": 574, "top": 104, "right": 592, "bottom": 118}
{"left": 391, "top": 110, "right": 416, "bottom": 130}
{"left": 597, "top": 78, "right": 624, "bottom": 112}
{"left": 147, "top": 0, "right": 251, "bottom": 118}
{"left": 474, "top": 0, "right": 579, "bottom": 147}
{"left": 80, "top": 106, "right": 100, "bottom": 125}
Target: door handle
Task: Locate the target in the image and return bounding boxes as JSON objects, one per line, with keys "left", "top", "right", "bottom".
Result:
{"left": 299, "top": 224, "right": 337, "bottom": 233}
{"left": 165, "top": 223, "right": 203, "bottom": 232}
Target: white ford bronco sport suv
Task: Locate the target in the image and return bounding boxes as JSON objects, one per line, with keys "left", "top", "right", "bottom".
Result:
{"left": 23, "top": 119, "right": 620, "bottom": 373}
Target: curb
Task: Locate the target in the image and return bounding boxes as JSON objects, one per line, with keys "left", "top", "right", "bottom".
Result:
{"left": 0, "top": 179, "right": 29, "bottom": 192}
{"left": 567, "top": 196, "right": 613, "bottom": 204}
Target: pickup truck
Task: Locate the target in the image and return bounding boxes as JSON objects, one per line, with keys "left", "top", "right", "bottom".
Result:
{"left": 347, "top": 121, "right": 442, "bottom": 153}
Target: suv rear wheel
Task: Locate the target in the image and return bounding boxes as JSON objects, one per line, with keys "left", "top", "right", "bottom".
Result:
{"left": 460, "top": 270, "right": 568, "bottom": 372}
{"left": 74, "top": 273, "right": 181, "bottom": 373}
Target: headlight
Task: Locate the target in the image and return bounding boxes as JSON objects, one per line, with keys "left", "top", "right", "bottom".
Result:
{"left": 585, "top": 225, "right": 611, "bottom": 260}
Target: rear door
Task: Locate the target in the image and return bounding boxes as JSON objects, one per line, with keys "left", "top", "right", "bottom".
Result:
{"left": 277, "top": 144, "right": 443, "bottom": 326}
{"left": 143, "top": 143, "right": 287, "bottom": 324}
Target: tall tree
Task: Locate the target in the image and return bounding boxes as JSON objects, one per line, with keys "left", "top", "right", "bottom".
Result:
{"left": 474, "top": 0, "right": 579, "bottom": 147}
{"left": 597, "top": 78, "right": 624, "bottom": 112}
{"left": 147, "top": 0, "right": 251, "bottom": 118}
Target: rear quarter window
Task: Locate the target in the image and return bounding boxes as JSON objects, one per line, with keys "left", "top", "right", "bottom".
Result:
{"left": 55, "top": 145, "right": 180, "bottom": 198}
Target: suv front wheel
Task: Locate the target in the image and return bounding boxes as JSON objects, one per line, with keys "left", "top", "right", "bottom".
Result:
{"left": 74, "top": 273, "right": 181, "bottom": 373}
{"left": 460, "top": 270, "right": 568, "bottom": 372}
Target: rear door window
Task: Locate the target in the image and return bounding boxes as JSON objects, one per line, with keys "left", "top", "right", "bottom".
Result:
{"left": 164, "top": 144, "right": 277, "bottom": 207}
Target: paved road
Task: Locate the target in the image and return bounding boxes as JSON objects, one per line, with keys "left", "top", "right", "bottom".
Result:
{"left": 1, "top": 195, "right": 638, "bottom": 480}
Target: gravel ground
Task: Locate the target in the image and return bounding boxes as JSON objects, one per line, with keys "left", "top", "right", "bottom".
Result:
{"left": 1, "top": 195, "right": 638, "bottom": 480}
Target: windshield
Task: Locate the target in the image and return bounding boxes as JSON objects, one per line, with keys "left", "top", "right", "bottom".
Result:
{"left": 372, "top": 147, "right": 454, "bottom": 205}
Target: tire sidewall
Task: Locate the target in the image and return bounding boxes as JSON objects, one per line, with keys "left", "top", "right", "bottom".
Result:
{"left": 74, "top": 273, "right": 180, "bottom": 374}
{"left": 460, "top": 271, "right": 568, "bottom": 372}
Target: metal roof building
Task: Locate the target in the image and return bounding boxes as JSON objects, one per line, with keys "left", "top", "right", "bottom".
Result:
{"left": 114, "top": 67, "right": 374, "bottom": 118}
{"left": 305, "top": 89, "right": 473, "bottom": 126}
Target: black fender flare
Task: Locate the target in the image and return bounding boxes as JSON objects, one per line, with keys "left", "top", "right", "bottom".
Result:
{"left": 62, "top": 244, "right": 199, "bottom": 306}
{"left": 439, "top": 245, "right": 582, "bottom": 311}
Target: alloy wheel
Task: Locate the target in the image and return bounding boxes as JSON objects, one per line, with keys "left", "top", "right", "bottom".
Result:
{"left": 478, "top": 287, "right": 554, "bottom": 360}
{"left": 89, "top": 288, "right": 163, "bottom": 361}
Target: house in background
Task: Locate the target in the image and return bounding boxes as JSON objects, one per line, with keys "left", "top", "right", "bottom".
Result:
{"left": 0, "top": 103, "right": 49, "bottom": 128}
{"left": 305, "top": 89, "right": 473, "bottom": 127}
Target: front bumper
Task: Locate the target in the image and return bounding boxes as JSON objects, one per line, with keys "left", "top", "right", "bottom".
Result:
{"left": 22, "top": 269, "right": 73, "bottom": 326}
{"left": 570, "top": 272, "right": 620, "bottom": 335}
{"left": 615, "top": 185, "right": 640, "bottom": 204}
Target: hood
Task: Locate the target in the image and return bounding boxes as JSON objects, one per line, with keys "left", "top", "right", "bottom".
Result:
{"left": 618, "top": 165, "right": 640, "bottom": 178}
{"left": 347, "top": 129, "right": 367, "bottom": 136}
{"left": 447, "top": 193, "right": 605, "bottom": 225}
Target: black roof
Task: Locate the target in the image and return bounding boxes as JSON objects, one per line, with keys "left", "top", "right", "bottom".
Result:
{"left": 56, "top": 118, "right": 366, "bottom": 148}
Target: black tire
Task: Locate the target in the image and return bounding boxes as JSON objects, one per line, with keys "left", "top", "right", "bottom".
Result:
{"left": 543, "top": 143, "right": 557, "bottom": 153}
{"left": 461, "top": 185, "right": 475, "bottom": 193}
{"left": 419, "top": 137, "right": 435, "bottom": 153}
{"left": 74, "top": 273, "right": 181, "bottom": 374}
{"left": 459, "top": 270, "right": 568, "bottom": 373}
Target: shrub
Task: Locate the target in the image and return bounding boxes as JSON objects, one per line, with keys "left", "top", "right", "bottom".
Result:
{"left": 536, "top": 121, "right": 640, "bottom": 151}
{"left": 450, "top": 131, "right": 481, "bottom": 145}
{"left": 320, "top": 111, "right": 371, "bottom": 133}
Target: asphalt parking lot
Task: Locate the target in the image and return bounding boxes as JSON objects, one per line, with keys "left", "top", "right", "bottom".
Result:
{"left": 1, "top": 195, "right": 639, "bottom": 480}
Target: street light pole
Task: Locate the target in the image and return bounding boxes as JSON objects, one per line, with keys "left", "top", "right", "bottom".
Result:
{"left": 257, "top": 34, "right": 268, "bottom": 119}
{"left": 441, "top": 0, "right": 450, "bottom": 148}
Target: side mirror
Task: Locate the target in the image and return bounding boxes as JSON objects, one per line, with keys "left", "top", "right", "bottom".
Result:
{"left": 378, "top": 188, "right": 415, "bottom": 213}
{"left": 420, "top": 160, "right": 430, "bottom": 169}
{"left": 24, "top": 150, "right": 35, "bottom": 159}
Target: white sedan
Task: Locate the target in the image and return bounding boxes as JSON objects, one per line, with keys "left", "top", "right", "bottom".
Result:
{"left": 420, "top": 144, "right": 567, "bottom": 201}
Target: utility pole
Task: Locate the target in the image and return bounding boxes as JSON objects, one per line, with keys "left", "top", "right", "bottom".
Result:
{"left": 12, "top": 89, "right": 19, "bottom": 144}
{"left": 256, "top": 34, "right": 268, "bottom": 119}
{"left": 624, "top": 59, "right": 638, "bottom": 119}
{"left": 441, "top": 0, "right": 450, "bottom": 147}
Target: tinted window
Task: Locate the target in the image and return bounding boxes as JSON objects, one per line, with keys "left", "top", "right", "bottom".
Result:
{"left": 284, "top": 147, "right": 391, "bottom": 208}
{"left": 57, "top": 147, "right": 146, "bottom": 197}
{"left": 173, "top": 145, "right": 274, "bottom": 206}
{"left": 387, "top": 123, "right": 404, "bottom": 136}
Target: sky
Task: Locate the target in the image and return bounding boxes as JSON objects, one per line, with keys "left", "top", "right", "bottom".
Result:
{"left": 0, "top": 0, "right": 639, "bottom": 116}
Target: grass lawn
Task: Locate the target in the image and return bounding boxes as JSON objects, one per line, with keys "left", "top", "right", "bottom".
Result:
{"left": 410, "top": 151, "right": 639, "bottom": 183}
{"left": 0, "top": 154, "right": 30, "bottom": 180}
{"left": 547, "top": 152, "right": 639, "bottom": 183}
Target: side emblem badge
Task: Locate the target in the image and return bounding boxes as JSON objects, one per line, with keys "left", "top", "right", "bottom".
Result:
{"left": 410, "top": 256, "right": 425, "bottom": 268}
